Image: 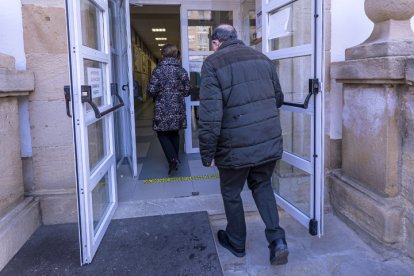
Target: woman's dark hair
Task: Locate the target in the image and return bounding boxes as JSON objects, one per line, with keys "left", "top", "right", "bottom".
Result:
{"left": 161, "top": 44, "right": 178, "bottom": 58}
{"left": 211, "top": 24, "right": 237, "bottom": 42}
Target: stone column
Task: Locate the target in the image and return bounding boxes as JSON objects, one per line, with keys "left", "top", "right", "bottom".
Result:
{"left": 330, "top": 0, "right": 414, "bottom": 258}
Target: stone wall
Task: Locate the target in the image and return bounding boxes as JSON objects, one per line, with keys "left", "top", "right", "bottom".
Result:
{"left": 21, "top": 0, "right": 77, "bottom": 224}
{"left": 323, "top": 0, "right": 339, "bottom": 213}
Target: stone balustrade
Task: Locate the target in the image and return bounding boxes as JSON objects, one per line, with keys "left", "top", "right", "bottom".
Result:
{"left": 330, "top": 0, "right": 414, "bottom": 258}
{"left": 0, "top": 53, "right": 40, "bottom": 271}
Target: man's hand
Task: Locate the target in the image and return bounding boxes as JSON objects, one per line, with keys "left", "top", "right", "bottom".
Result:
{"left": 210, "top": 159, "right": 215, "bottom": 167}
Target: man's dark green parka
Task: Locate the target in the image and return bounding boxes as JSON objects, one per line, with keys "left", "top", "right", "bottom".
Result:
{"left": 198, "top": 39, "right": 284, "bottom": 168}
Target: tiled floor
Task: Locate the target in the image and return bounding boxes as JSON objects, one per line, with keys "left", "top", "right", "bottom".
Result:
{"left": 117, "top": 100, "right": 220, "bottom": 202}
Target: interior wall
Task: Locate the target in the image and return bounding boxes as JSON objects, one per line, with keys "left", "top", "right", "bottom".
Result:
{"left": 130, "top": 29, "right": 158, "bottom": 102}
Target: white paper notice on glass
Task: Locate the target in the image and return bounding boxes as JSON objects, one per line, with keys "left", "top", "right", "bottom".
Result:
{"left": 87, "top": 67, "right": 103, "bottom": 99}
{"left": 268, "top": 7, "right": 291, "bottom": 40}
{"left": 189, "top": 61, "right": 203, "bottom": 73}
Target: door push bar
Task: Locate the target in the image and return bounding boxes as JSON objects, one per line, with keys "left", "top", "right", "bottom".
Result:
{"left": 282, "top": 78, "right": 320, "bottom": 109}
{"left": 81, "top": 83, "right": 124, "bottom": 119}
{"left": 64, "top": 85, "right": 72, "bottom": 118}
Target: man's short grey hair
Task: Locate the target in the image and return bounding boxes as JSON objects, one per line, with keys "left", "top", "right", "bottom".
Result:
{"left": 211, "top": 24, "right": 238, "bottom": 42}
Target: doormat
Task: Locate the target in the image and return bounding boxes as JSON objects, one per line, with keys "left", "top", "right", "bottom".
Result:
{"left": 1, "top": 212, "right": 223, "bottom": 276}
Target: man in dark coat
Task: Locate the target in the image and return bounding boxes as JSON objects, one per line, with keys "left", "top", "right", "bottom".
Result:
{"left": 148, "top": 44, "right": 190, "bottom": 174}
{"left": 198, "top": 25, "right": 288, "bottom": 265}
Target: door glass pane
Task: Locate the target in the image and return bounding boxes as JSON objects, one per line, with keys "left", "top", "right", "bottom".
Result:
{"left": 88, "top": 119, "right": 106, "bottom": 172}
{"left": 189, "top": 55, "right": 206, "bottom": 102}
{"left": 188, "top": 11, "right": 233, "bottom": 51}
{"left": 109, "top": 1, "right": 117, "bottom": 50}
{"left": 191, "top": 105, "right": 200, "bottom": 148}
{"left": 81, "top": 0, "right": 103, "bottom": 51}
{"left": 84, "top": 59, "right": 108, "bottom": 111}
{"left": 280, "top": 110, "right": 311, "bottom": 160}
{"left": 268, "top": 0, "right": 311, "bottom": 51}
{"left": 92, "top": 172, "right": 111, "bottom": 233}
{"left": 273, "top": 55, "right": 311, "bottom": 103}
{"left": 189, "top": 71, "right": 202, "bottom": 101}
{"left": 272, "top": 160, "right": 311, "bottom": 217}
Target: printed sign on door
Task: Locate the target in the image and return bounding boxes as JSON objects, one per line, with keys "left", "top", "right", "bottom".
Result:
{"left": 87, "top": 67, "right": 103, "bottom": 99}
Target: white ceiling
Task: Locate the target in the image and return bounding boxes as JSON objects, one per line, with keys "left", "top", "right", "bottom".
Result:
{"left": 130, "top": 4, "right": 181, "bottom": 59}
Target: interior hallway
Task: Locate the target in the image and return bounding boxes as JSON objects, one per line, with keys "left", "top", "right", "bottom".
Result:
{"left": 117, "top": 99, "right": 220, "bottom": 202}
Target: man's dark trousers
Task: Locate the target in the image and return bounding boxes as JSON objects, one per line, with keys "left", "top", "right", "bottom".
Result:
{"left": 218, "top": 160, "right": 286, "bottom": 250}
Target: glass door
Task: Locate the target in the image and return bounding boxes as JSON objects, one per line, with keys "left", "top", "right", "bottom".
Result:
{"left": 109, "top": 0, "right": 137, "bottom": 176}
{"left": 261, "top": 0, "right": 324, "bottom": 235}
{"left": 180, "top": 2, "right": 242, "bottom": 153}
{"left": 66, "top": 0, "right": 119, "bottom": 264}
{"left": 186, "top": 10, "right": 233, "bottom": 153}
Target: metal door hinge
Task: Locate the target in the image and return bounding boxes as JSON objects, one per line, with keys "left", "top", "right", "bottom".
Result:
{"left": 64, "top": 85, "right": 72, "bottom": 118}
{"left": 310, "top": 78, "right": 320, "bottom": 95}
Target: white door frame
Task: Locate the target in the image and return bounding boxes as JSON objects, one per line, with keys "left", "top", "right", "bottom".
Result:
{"left": 66, "top": 0, "right": 119, "bottom": 264}
{"left": 262, "top": 0, "right": 324, "bottom": 236}
{"left": 123, "top": 0, "right": 139, "bottom": 177}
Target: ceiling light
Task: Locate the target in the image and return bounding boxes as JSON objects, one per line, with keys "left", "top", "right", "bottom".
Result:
{"left": 152, "top": 28, "right": 166, "bottom": 32}
{"left": 155, "top": 37, "right": 167, "bottom": 41}
{"left": 158, "top": 43, "right": 165, "bottom": 47}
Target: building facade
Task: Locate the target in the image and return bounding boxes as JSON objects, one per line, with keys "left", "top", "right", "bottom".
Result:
{"left": 0, "top": 0, "right": 413, "bottom": 270}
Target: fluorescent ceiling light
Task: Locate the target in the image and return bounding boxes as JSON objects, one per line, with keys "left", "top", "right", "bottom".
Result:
{"left": 152, "top": 28, "right": 166, "bottom": 32}
{"left": 158, "top": 43, "right": 165, "bottom": 47}
{"left": 155, "top": 37, "right": 167, "bottom": 41}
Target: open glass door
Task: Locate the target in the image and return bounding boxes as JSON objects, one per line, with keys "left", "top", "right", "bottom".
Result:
{"left": 261, "top": 0, "right": 324, "bottom": 235}
{"left": 185, "top": 10, "right": 233, "bottom": 154}
{"left": 180, "top": 3, "right": 242, "bottom": 153}
{"left": 109, "top": 0, "right": 138, "bottom": 176}
{"left": 66, "top": 0, "right": 119, "bottom": 264}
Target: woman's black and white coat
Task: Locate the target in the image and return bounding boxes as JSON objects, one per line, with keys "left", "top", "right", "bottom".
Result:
{"left": 147, "top": 57, "right": 191, "bottom": 131}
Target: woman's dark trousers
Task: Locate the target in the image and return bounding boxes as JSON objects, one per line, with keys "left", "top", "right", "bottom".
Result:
{"left": 157, "top": 130, "right": 179, "bottom": 163}
{"left": 218, "top": 160, "right": 286, "bottom": 250}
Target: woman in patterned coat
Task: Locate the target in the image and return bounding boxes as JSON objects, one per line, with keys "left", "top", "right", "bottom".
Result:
{"left": 147, "top": 44, "right": 191, "bottom": 174}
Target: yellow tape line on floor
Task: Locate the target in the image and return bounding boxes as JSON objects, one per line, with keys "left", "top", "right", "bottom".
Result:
{"left": 144, "top": 174, "right": 220, "bottom": 184}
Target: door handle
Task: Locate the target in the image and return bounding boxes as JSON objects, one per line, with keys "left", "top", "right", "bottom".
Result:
{"left": 282, "top": 78, "right": 319, "bottom": 109}
{"left": 64, "top": 85, "right": 72, "bottom": 118}
{"left": 81, "top": 83, "right": 124, "bottom": 119}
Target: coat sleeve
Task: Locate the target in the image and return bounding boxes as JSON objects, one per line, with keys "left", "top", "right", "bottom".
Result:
{"left": 147, "top": 67, "right": 161, "bottom": 98}
{"left": 198, "top": 60, "right": 223, "bottom": 167}
{"left": 180, "top": 68, "right": 191, "bottom": 97}
{"left": 271, "top": 66, "right": 284, "bottom": 108}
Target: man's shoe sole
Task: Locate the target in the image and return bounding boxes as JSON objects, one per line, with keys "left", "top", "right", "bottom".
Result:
{"left": 217, "top": 231, "right": 245, "bottom": 258}
{"left": 270, "top": 248, "right": 289, "bottom": 265}
{"left": 219, "top": 241, "right": 246, "bottom": 258}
